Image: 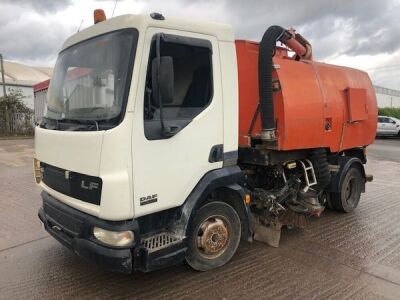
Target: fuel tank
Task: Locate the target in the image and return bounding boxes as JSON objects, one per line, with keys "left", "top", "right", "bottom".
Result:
{"left": 236, "top": 40, "right": 377, "bottom": 152}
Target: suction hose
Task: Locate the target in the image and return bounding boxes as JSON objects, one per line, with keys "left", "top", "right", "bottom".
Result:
{"left": 258, "top": 26, "right": 313, "bottom": 141}
{"left": 258, "top": 26, "right": 290, "bottom": 140}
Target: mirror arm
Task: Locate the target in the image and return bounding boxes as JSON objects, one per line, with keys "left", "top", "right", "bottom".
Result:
{"left": 145, "top": 86, "right": 152, "bottom": 120}
{"left": 155, "top": 33, "right": 169, "bottom": 134}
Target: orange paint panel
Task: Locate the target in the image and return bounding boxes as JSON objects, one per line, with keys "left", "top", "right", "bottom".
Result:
{"left": 235, "top": 40, "right": 377, "bottom": 152}
{"left": 346, "top": 88, "right": 368, "bottom": 122}
{"left": 274, "top": 58, "right": 325, "bottom": 150}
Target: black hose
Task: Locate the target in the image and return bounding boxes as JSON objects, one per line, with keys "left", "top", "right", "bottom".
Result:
{"left": 309, "top": 149, "right": 331, "bottom": 192}
{"left": 258, "top": 25, "right": 290, "bottom": 139}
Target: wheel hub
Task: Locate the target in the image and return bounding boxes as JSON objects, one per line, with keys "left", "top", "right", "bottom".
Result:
{"left": 197, "top": 217, "right": 229, "bottom": 258}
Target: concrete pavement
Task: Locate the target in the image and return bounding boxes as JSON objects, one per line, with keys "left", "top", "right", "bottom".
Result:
{"left": 1, "top": 138, "right": 400, "bottom": 299}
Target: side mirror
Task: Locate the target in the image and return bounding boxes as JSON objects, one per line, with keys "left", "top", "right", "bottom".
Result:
{"left": 152, "top": 56, "right": 174, "bottom": 104}
{"left": 159, "top": 56, "right": 174, "bottom": 104}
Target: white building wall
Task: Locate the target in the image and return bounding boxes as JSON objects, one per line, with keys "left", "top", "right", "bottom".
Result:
{"left": 374, "top": 85, "right": 400, "bottom": 108}
{"left": 376, "top": 93, "right": 400, "bottom": 108}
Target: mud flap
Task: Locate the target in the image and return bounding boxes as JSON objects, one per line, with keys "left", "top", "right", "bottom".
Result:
{"left": 252, "top": 221, "right": 282, "bottom": 248}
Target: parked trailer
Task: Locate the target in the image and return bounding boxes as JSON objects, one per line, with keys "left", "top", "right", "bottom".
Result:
{"left": 35, "top": 10, "right": 377, "bottom": 273}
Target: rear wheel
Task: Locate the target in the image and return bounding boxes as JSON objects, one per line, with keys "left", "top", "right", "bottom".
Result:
{"left": 330, "top": 167, "right": 363, "bottom": 212}
{"left": 185, "top": 201, "right": 241, "bottom": 271}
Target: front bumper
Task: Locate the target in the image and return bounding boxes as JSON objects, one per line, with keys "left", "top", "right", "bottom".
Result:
{"left": 38, "top": 192, "right": 186, "bottom": 274}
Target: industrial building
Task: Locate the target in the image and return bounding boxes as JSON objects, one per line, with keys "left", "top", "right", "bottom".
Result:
{"left": 0, "top": 60, "right": 52, "bottom": 109}
{"left": 374, "top": 85, "right": 400, "bottom": 108}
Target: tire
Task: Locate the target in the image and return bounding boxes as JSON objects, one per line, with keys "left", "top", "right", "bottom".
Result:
{"left": 185, "top": 201, "right": 241, "bottom": 271}
{"left": 330, "top": 167, "right": 363, "bottom": 213}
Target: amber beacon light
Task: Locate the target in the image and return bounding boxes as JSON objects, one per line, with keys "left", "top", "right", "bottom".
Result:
{"left": 94, "top": 9, "right": 107, "bottom": 24}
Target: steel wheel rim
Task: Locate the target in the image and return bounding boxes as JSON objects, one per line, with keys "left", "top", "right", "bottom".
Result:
{"left": 195, "top": 215, "right": 230, "bottom": 259}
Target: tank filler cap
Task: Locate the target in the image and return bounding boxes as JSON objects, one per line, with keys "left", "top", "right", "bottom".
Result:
{"left": 150, "top": 12, "right": 165, "bottom": 20}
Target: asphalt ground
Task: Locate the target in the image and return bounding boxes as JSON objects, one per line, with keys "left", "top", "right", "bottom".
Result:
{"left": 368, "top": 136, "right": 400, "bottom": 163}
{"left": 0, "top": 138, "right": 400, "bottom": 299}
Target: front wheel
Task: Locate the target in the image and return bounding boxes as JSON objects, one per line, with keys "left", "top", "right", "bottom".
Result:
{"left": 185, "top": 201, "right": 241, "bottom": 271}
{"left": 330, "top": 167, "right": 363, "bottom": 213}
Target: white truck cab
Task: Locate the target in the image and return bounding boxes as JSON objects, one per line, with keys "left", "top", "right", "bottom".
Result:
{"left": 36, "top": 12, "right": 243, "bottom": 273}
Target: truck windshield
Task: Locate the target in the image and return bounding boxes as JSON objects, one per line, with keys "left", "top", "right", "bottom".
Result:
{"left": 44, "top": 29, "right": 138, "bottom": 130}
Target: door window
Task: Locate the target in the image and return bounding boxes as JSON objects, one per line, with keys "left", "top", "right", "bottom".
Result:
{"left": 143, "top": 34, "right": 213, "bottom": 140}
{"left": 380, "top": 117, "right": 390, "bottom": 123}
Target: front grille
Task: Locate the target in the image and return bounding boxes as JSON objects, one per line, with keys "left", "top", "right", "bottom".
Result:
{"left": 41, "top": 163, "right": 102, "bottom": 205}
{"left": 43, "top": 201, "right": 84, "bottom": 237}
{"left": 142, "top": 232, "right": 180, "bottom": 252}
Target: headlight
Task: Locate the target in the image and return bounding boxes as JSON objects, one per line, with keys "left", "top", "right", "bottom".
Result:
{"left": 33, "top": 158, "right": 42, "bottom": 184}
{"left": 93, "top": 227, "right": 134, "bottom": 247}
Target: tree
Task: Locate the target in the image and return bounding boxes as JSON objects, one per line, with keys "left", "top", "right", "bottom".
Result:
{"left": 0, "top": 89, "right": 34, "bottom": 135}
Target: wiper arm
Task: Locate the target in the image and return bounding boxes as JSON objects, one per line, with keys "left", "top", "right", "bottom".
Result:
{"left": 92, "top": 120, "right": 99, "bottom": 131}
{"left": 58, "top": 118, "right": 100, "bottom": 131}
{"left": 64, "top": 85, "right": 79, "bottom": 112}
{"left": 40, "top": 117, "right": 59, "bottom": 130}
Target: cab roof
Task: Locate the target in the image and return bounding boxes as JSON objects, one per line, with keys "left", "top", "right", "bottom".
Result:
{"left": 62, "top": 13, "right": 234, "bottom": 50}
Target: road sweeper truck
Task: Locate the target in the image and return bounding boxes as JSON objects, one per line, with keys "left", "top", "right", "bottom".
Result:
{"left": 36, "top": 10, "right": 377, "bottom": 273}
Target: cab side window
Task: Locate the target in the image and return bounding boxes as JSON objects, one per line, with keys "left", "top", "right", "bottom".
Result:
{"left": 143, "top": 34, "right": 213, "bottom": 140}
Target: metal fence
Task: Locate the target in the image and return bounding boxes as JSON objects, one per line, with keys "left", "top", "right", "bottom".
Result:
{"left": 0, "top": 109, "right": 34, "bottom": 135}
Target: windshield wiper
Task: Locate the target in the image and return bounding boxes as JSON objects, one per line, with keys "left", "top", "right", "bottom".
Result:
{"left": 92, "top": 120, "right": 99, "bottom": 131}
{"left": 41, "top": 117, "right": 111, "bottom": 131}
{"left": 64, "top": 85, "right": 79, "bottom": 112}
{"left": 40, "top": 117, "right": 59, "bottom": 130}
{"left": 58, "top": 118, "right": 105, "bottom": 131}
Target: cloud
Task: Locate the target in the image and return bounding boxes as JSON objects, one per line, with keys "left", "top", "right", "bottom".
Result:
{"left": 0, "top": 2, "right": 75, "bottom": 65}
{"left": 136, "top": 0, "right": 399, "bottom": 60}
{"left": 3, "top": 0, "right": 72, "bottom": 13}
{"left": 0, "top": 0, "right": 399, "bottom": 88}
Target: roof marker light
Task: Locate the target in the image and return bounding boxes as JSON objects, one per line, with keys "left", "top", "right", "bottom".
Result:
{"left": 150, "top": 12, "right": 165, "bottom": 20}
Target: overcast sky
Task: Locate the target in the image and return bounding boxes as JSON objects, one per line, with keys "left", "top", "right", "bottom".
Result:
{"left": 1, "top": 0, "right": 399, "bottom": 89}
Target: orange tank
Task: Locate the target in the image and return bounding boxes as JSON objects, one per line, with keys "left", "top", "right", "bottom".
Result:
{"left": 236, "top": 40, "right": 377, "bottom": 152}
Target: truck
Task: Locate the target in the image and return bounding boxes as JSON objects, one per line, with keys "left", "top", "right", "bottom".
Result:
{"left": 36, "top": 10, "right": 377, "bottom": 274}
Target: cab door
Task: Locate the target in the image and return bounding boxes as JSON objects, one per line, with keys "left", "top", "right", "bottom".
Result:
{"left": 131, "top": 28, "right": 223, "bottom": 217}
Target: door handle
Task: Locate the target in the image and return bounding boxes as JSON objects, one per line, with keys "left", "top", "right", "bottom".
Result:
{"left": 209, "top": 144, "right": 223, "bottom": 163}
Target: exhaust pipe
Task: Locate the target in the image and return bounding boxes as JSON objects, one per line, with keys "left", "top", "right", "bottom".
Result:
{"left": 258, "top": 26, "right": 312, "bottom": 141}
